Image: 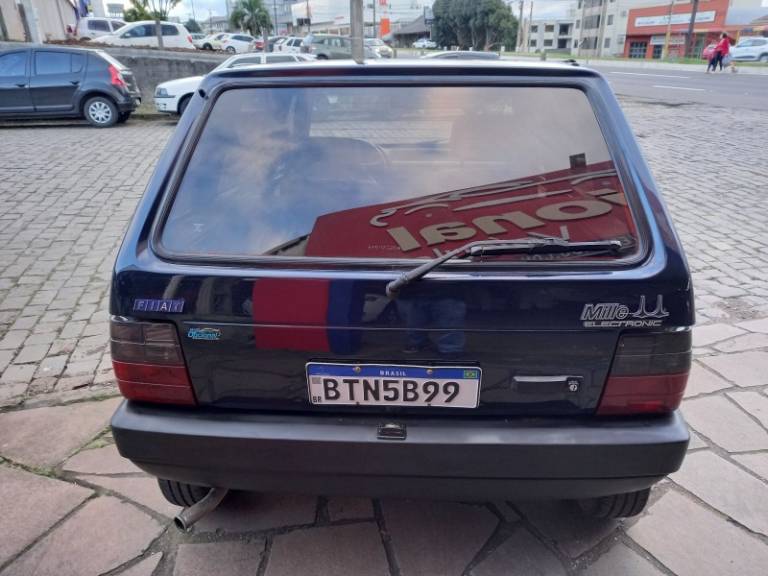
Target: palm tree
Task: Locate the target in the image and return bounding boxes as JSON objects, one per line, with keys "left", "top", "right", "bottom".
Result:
{"left": 230, "top": 0, "right": 272, "bottom": 40}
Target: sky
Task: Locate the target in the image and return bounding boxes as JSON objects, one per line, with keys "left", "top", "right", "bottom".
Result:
{"left": 110, "top": 1, "right": 578, "bottom": 22}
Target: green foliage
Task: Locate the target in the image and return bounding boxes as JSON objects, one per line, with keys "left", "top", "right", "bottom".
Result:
{"left": 433, "top": 0, "right": 518, "bottom": 51}
{"left": 185, "top": 18, "right": 202, "bottom": 33}
{"left": 230, "top": 0, "right": 272, "bottom": 37}
{"left": 123, "top": 0, "right": 152, "bottom": 22}
{"left": 123, "top": 0, "right": 180, "bottom": 22}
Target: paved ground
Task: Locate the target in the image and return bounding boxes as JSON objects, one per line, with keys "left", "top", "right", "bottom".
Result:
{"left": 1, "top": 96, "right": 768, "bottom": 575}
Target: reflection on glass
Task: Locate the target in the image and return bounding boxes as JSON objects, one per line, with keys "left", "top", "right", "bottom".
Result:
{"left": 162, "top": 86, "right": 637, "bottom": 262}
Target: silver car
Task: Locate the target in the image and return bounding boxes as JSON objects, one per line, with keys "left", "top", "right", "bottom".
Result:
{"left": 365, "top": 38, "right": 394, "bottom": 58}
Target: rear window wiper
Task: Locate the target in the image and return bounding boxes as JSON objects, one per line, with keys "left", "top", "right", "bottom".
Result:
{"left": 385, "top": 238, "right": 623, "bottom": 299}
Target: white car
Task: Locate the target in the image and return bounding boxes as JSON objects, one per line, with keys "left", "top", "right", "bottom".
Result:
{"left": 190, "top": 33, "right": 207, "bottom": 49}
{"left": 278, "top": 36, "right": 304, "bottom": 54}
{"left": 75, "top": 17, "right": 126, "bottom": 40}
{"left": 198, "top": 33, "right": 230, "bottom": 51}
{"left": 90, "top": 21, "right": 194, "bottom": 49}
{"left": 731, "top": 37, "right": 768, "bottom": 63}
{"left": 220, "top": 33, "right": 256, "bottom": 54}
{"left": 412, "top": 37, "right": 437, "bottom": 49}
{"left": 154, "top": 53, "right": 314, "bottom": 115}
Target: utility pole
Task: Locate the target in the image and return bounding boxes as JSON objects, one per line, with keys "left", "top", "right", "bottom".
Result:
{"left": 517, "top": 1, "right": 523, "bottom": 51}
{"left": 685, "top": 0, "right": 700, "bottom": 58}
{"left": 272, "top": 0, "right": 278, "bottom": 48}
{"left": 350, "top": 0, "right": 364, "bottom": 63}
{"left": 527, "top": 1, "right": 533, "bottom": 54}
{"left": 190, "top": 0, "right": 196, "bottom": 22}
{"left": 663, "top": 0, "right": 675, "bottom": 59}
{"left": 373, "top": 0, "right": 376, "bottom": 38}
{"left": 596, "top": 0, "right": 609, "bottom": 57}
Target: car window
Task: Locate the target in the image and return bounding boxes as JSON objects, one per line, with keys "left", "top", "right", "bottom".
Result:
{"left": 162, "top": 25, "right": 179, "bottom": 36}
{"left": 228, "top": 57, "right": 262, "bottom": 67}
{"left": 88, "top": 19, "right": 110, "bottom": 32}
{"left": 266, "top": 55, "right": 296, "bottom": 63}
{"left": 0, "top": 52, "right": 27, "bottom": 77}
{"left": 123, "top": 24, "right": 149, "bottom": 38}
{"left": 113, "top": 20, "right": 126, "bottom": 30}
{"left": 161, "top": 86, "right": 639, "bottom": 262}
{"left": 35, "top": 51, "right": 72, "bottom": 75}
{"left": 71, "top": 53, "right": 85, "bottom": 73}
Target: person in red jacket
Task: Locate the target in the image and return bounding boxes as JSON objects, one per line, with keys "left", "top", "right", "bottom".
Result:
{"left": 707, "top": 32, "right": 731, "bottom": 73}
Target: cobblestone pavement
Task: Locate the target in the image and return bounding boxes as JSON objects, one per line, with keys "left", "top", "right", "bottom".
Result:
{"left": 1, "top": 99, "right": 768, "bottom": 576}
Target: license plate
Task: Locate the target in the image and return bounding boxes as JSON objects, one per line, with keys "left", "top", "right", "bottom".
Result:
{"left": 306, "top": 363, "right": 481, "bottom": 408}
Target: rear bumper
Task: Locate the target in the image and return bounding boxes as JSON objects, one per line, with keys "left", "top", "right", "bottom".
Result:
{"left": 111, "top": 401, "right": 689, "bottom": 500}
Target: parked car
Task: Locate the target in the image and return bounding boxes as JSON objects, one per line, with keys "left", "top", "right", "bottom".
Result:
{"left": 220, "top": 33, "right": 256, "bottom": 54}
{"left": 278, "top": 36, "right": 304, "bottom": 54}
{"left": 365, "top": 37, "right": 394, "bottom": 58}
{"left": 413, "top": 37, "right": 437, "bottom": 49}
{"left": 199, "top": 33, "right": 229, "bottom": 51}
{"left": 190, "top": 33, "right": 207, "bottom": 49}
{"left": 0, "top": 46, "right": 140, "bottom": 126}
{"left": 266, "top": 36, "right": 286, "bottom": 52}
{"left": 701, "top": 43, "right": 716, "bottom": 60}
{"left": 153, "top": 53, "right": 313, "bottom": 115}
{"left": 300, "top": 33, "right": 380, "bottom": 59}
{"left": 90, "top": 21, "right": 194, "bottom": 50}
{"left": 75, "top": 16, "right": 126, "bottom": 40}
{"left": 730, "top": 36, "right": 768, "bottom": 62}
{"left": 421, "top": 50, "right": 500, "bottom": 60}
{"left": 113, "top": 60, "right": 694, "bottom": 524}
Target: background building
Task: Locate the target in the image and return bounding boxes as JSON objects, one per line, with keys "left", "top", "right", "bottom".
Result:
{"left": 0, "top": 0, "right": 78, "bottom": 42}
{"left": 572, "top": 0, "right": 661, "bottom": 57}
{"left": 624, "top": 0, "right": 768, "bottom": 59}
{"left": 527, "top": 18, "right": 575, "bottom": 52}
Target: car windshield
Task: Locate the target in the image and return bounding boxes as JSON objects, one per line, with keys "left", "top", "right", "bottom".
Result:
{"left": 161, "top": 86, "right": 639, "bottom": 262}
{"left": 366, "top": 39, "right": 384, "bottom": 46}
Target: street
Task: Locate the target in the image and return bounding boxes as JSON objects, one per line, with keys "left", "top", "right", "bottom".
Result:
{"left": 1, "top": 90, "right": 768, "bottom": 575}
{"left": 593, "top": 65, "right": 768, "bottom": 111}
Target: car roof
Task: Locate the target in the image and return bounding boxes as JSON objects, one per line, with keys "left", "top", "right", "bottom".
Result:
{"left": 0, "top": 45, "right": 98, "bottom": 55}
{"left": 204, "top": 58, "right": 590, "bottom": 80}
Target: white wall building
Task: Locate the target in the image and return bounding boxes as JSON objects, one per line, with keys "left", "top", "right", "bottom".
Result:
{"left": 571, "top": 0, "right": 664, "bottom": 57}
{"left": 0, "top": 0, "right": 78, "bottom": 42}
{"left": 527, "top": 19, "right": 575, "bottom": 52}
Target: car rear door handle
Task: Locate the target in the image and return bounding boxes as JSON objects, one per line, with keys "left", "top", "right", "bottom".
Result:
{"left": 70, "top": 80, "right": 80, "bottom": 86}
{"left": 15, "top": 83, "right": 26, "bottom": 88}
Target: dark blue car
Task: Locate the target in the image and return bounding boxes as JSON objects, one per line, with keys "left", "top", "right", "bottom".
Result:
{"left": 110, "top": 60, "right": 693, "bottom": 522}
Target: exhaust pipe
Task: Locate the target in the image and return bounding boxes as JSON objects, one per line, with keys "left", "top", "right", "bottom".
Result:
{"left": 174, "top": 487, "right": 229, "bottom": 532}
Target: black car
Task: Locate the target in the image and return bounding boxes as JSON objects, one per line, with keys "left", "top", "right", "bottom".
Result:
{"left": 110, "top": 60, "right": 693, "bottom": 523}
{"left": 0, "top": 46, "right": 140, "bottom": 127}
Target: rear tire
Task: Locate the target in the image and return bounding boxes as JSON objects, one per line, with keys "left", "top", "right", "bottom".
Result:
{"left": 577, "top": 488, "right": 650, "bottom": 519}
{"left": 226, "top": 46, "right": 236, "bottom": 54}
{"left": 316, "top": 54, "right": 328, "bottom": 60}
{"left": 84, "top": 96, "right": 118, "bottom": 127}
{"left": 177, "top": 95, "right": 191, "bottom": 116}
{"left": 158, "top": 478, "right": 210, "bottom": 507}
{"left": 759, "top": 54, "right": 768, "bottom": 63}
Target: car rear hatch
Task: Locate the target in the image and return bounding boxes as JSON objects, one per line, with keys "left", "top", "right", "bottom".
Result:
{"left": 112, "top": 70, "right": 694, "bottom": 417}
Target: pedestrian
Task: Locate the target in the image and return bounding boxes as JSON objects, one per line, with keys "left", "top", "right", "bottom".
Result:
{"left": 707, "top": 32, "right": 731, "bottom": 73}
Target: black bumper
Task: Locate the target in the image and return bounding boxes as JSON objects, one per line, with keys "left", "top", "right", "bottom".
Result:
{"left": 111, "top": 401, "right": 689, "bottom": 500}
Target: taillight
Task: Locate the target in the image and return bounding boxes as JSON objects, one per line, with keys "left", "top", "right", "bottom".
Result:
{"left": 110, "top": 317, "right": 196, "bottom": 405}
{"left": 597, "top": 330, "right": 691, "bottom": 415}
{"left": 108, "top": 64, "right": 127, "bottom": 89}
{"left": 187, "top": 35, "right": 193, "bottom": 44}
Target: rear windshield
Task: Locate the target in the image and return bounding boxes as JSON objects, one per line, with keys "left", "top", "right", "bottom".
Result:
{"left": 160, "top": 85, "right": 639, "bottom": 262}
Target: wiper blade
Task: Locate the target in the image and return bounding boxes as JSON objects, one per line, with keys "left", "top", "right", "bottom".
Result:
{"left": 385, "top": 238, "right": 622, "bottom": 299}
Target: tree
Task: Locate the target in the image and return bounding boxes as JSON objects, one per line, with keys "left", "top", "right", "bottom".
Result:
{"left": 123, "top": 0, "right": 152, "bottom": 22}
{"left": 230, "top": 0, "right": 272, "bottom": 39}
{"left": 432, "top": 0, "right": 517, "bottom": 51}
{"left": 185, "top": 18, "right": 202, "bottom": 33}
